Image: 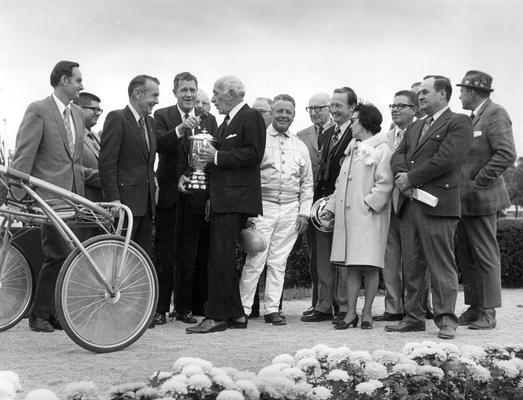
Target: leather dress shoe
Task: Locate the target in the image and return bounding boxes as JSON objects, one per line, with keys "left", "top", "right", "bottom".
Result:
{"left": 437, "top": 325, "right": 456, "bottom": 339}
{"left": 458, "top": 306, "right": 480, "bottom": 326}
{"left": 385, "top": 321, "right": 425, "bottom": 332}
{"left": 49, "top": 315, "right": 63, "bottom": 330}
{"left": 372, "top": 312, "right": 403, "bottom": 322}
{"left": 264, "top": 312, "right": 287, "bottom": 326}
{"left": 332, "top": 312, "right": 347, "bottom": 324}
{"left": 300, "top": 311, "right": 332, "bottom": 322}
{"left": 152, "top": 312, "right": 167, "bottom": 325}
{"left": 302, "top": 306, "right": 315, "bottom": 316}
{"left": 425, "top": 309, "right": 434, "bottom": 320}
{"left": 168, "top": 311, "right": 176, "bottom": 321}
{"left": 29, "top": 316, "right": 54, "bottom": 332}
{"left": 186, "top": 318, "right": 227, "bottom": 334}
{"left": 228, "top": 315, "right": 248, "bottom": 329}
{"left": 361, "top": 320, "right": 373, "bottom": 329}
{"left": 469, "top": 308, "right": 496, "bottom": 330}
{"left": 176, "top": 312, "right": 197, "bottom": 324}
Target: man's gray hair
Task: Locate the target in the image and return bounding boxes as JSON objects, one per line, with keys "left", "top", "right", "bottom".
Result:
{"left": 221, "top": 75, "right": 245, "bottom": 98}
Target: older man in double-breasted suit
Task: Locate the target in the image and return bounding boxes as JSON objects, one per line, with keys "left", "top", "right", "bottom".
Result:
{"left": 455, "top": 70, "right": 516, "bottom": 330}
{"left": 12, "top": 61, "right": 90, "bottom": 332}
{"left": 388, "top": 75, "right": 473, "bottom": 340}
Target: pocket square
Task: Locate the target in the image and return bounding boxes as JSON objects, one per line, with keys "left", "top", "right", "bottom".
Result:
{"left": 473, "top": 130, "right": 482, "bottom": 137}
{"left": 225, "top": 133, "right": 237, "bottom": 139}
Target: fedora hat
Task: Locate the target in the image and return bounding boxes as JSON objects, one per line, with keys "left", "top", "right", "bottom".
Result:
{"left": 456, "top": 70, "right": 494, "bottom": 93}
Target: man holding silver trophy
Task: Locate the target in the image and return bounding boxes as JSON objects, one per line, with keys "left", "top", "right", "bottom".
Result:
{"left": 186, "top": 75, "right": 266, "bottom": 334}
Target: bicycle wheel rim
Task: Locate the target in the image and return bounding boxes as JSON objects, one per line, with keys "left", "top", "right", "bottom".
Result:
{"left": 58, "top": 237, "right": 156, "bottom": 351}
{"left": 0, "top": 244, "right": 33, "bottom": 331}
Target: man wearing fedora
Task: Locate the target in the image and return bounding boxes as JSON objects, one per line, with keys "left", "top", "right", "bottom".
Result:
{"left": 456, "top": 70, "right": 516, "bottom": 330}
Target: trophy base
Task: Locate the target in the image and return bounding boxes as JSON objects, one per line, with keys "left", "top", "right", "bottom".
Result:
{"left": 186, "top": 171, "right": 209, "bottom": 191}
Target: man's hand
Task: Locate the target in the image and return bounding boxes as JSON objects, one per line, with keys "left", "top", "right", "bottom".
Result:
{"left": 400, "top": 187, "right": 414, "bottom": 199}
{"left": 295, "top": 215, "right": 309, "bottom": 235}
{"left": 109, "top": 200, "right": 122, "bottom": 217}
{"left": 178, "top": 174, "right": 192, "bottom": 194}
{"left": 178, "top": 115, "right": 200, "bottom": 131}
{"left": 198, "top": 145, "right": 217, "bottom": 164}
{"left": 319, "top": 209, "right": 334, "bottom": 221}
{"left": 395, "top": 172, "right": 411, "bottom": 192}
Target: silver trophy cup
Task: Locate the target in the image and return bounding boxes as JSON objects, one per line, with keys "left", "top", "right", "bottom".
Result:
{"left": 186, "top": 129, "right": 216, "bottom": 191}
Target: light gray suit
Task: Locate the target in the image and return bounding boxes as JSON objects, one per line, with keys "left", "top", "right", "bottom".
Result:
{"left": 12, "top": 95, "right": 89, "bottom": 319}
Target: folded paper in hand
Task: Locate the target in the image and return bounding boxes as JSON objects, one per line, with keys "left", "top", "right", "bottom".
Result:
{"left": 412, "top": 189, "right": 438, "bottom": 207}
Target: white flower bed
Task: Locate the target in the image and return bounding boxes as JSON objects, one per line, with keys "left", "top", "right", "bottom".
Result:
{"left": 2, "top": 342, "right": 523, "bottom": 399}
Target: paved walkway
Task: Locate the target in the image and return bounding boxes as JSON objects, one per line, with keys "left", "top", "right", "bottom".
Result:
{"left": 0, "top": 289, "right": 522, "bottom": 395}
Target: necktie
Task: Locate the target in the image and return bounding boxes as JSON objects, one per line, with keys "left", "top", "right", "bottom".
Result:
{"left": 224, "top": 114, "right": 230, "bottom": 126}
{"left": 329, "top": 126, "right": 341, "bottom": 152}
{"left": 418, "top": 117, "right": 433, "bottom": 144}
{"left": 470, "top": 112, "right": 475, "bottom": 121}
{"left": 394, "top": 129, "right": 405, "bottom": 150}
{"left": 184, "top": 113, "right": 189, "bottom": 121}
{"left": 63, "top": 108, "right": 75, "bottom": 154}
{"left": 316, "top": 124, "right": 324, "bottom": 149}
{"left": 138, "top": 117, "right": 150, "bottom": 151}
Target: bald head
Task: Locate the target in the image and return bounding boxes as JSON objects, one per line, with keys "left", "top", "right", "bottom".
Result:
{"left": 307, "top": 92, "right": 331, "bottom": 126}
{"left": 195, "top": 89, "right": 211, "bottom": 113}
{"left": 212, "top": 75, "right": 245, "bottom": 115}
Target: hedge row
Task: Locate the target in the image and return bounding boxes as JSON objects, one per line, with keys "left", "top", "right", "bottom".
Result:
{"left": 278, "top": 218, "right": 523, "bottom": 289}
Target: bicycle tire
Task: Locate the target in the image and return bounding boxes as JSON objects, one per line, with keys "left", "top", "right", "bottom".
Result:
{"left": 55, "top": 235, "right": 158, "bottom": 353}
{"left": 0, "top": 242, "right": 33, "bottom": 331}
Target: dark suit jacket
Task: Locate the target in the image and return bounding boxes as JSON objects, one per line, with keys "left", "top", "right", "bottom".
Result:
{"left": 460, "top": 99, "right": 516, "bottom": 216}
{"left": 391, "top": 108, "right": 473, "bottom": 218}
{"left": 12, "top": 96, "right": 87, "bottom": 198}
{"left": 209, "top": 104, "right": 266, "bottom": 216}
{"left": 315, "top": 124, "right": 353, "bottom": 201}
{"left": 153, "top": 105, "right": 185, "bottom": 208}
{"left": 99, "top": 106, "right": 157, "bottom": 217}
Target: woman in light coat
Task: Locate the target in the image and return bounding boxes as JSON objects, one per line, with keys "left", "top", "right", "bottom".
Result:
{"left": 321, "top": 103, "right": 393, "bottom": 329}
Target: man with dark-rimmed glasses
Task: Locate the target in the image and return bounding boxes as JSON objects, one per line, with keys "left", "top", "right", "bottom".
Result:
{"left": 297, "top": 92, "right": 333, "bottom": 316}
{"left": 73, "top": 92, "right": 103, "bottom": 202}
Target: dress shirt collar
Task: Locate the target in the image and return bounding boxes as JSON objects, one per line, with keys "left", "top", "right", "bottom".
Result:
{"left": 128, "top": 103, "right": 141, "bottom": 123}
{"left": 429, "top": 105, "right": 449, "bottom": 122}
{"left": 52, "top": 93, "right": 70, "bottom": 115}
{"left": 267, "top": 124, "right": 291, "bottom": 138}
{"left": 320, "top": 118, "right": 332, "bottom": 131}
{"left": 393, "top": 124, "right": 405, "bottom": 138}
{"left": 336, "top": 119, "right": 351, "bottom": 134}
{"left": 473, "top": 99, "right": 488, "bottom": 116}
{"left": 228, "top": 101, "right": 246, "bottom": 123}
{"left": 177, "top": 105, "right": 194, "bottom": 119}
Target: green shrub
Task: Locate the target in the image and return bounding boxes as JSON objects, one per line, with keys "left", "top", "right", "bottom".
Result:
{"left": 496, "top": 218, "right": 523, "bottom": 288}
{"left": 283, "top": 219, "right": 523, "bottom": 288}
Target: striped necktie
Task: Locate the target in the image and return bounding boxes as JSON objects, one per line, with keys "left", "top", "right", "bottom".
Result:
{"left": 63, "top": 108, "right": 75, "bottom": 154}
{"left": 329, "top": 126, "right": 341, "bottom": 152}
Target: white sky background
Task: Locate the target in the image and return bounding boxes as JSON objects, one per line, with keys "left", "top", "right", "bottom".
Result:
{"left": 1, "top": 0, "right": 522, "bottom": 156}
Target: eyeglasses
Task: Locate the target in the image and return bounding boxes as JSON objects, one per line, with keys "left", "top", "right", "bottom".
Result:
{"left": 82, "top": 106, "right": 103, "bottom": 115}
{"left": 306, "top": 105, "right": 329, "bottom": 113}
{"left": 329, "top": 103, "right": 345, "bottom": 110}
{"left": 255, "top": 108, "right": 271, "bottom": 114}
{"left": 389, "top": 103, "right": 414, "bottom": 111}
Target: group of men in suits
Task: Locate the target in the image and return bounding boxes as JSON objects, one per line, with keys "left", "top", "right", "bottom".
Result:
{"left": 383, "top": 73, "right": 515, "bottom": 339}
{"left": 12, "top": 60, "right": 515, "bottom": 339}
